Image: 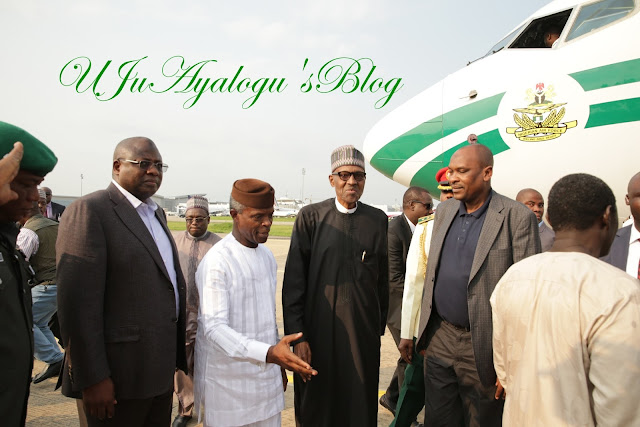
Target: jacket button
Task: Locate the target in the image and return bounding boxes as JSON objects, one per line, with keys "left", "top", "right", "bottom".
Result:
{"left": 171, "top": 317, "right": 178, "bottom": 323}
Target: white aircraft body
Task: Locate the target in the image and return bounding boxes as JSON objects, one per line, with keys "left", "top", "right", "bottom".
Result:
{"left": 364, "top": 0, "right": 640, "bottom": 218}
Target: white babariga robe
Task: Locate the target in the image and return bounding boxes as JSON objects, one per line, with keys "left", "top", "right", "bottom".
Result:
{"left": 491, "top": 252, "right": 640, "bottom": 427}
{"left": 194, "top": 233, "right": 284, "bottom": 427}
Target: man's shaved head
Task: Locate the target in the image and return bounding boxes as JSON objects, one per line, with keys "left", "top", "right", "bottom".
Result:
{"left": 456, "top": 144, "right": 494, "bottom": 168}
{"left": 516, "top": 188, "right": 545, "bottom": 222}
{"left": 516, "top": 188, "right": 542, "bottom": 202}
{"left": 113, "top": 137, "right": 156, "bottom": 161}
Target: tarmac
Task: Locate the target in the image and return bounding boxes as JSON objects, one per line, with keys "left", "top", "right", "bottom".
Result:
{"left": 27, "top": 236, "right": 418, "bottom": 426}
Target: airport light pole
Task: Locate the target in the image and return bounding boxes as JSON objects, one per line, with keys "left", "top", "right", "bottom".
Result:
{"left": 80, "top": 173, "right": 84, "bottom": 196}
{"left": 301, "top": 168, "right": 305, "bottom": 205}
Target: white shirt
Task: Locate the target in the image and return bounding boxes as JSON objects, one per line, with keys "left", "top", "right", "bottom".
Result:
{"left": 194, "top": 234, "right": 283, "bottom": 427}
{"left": 491, "top": 252, "right": 640, "bottom": 426}
{"left": 111, "top": 180, "right": 179, "bottom": 316}
{"left": 400, "top": 218, "right": 434, "bottom": 339}
{"left": 17, "top": 228, "right": 39, "bottom": 261}
{"left": 335, "top": 198, "right": 357, "bottom": 214}
{"left": 626, "top": 223, "right": 640, "bottom": 278}
{"left": 404, "top": 214, "right": 416, "bottom": 234}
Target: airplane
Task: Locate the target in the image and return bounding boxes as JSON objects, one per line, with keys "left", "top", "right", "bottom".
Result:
{"left": 363, "top": 0, "right": 640, "bottom": 219}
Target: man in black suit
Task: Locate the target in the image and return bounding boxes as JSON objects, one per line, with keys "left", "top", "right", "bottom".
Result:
{"left": 516, "top": 188, "right": 555, "bottom": 251}
{"left": 57, "top": 137, "right": 187, "bottom": 426}
{"left": 42, "top": 187, "right": 65, "bottom": 221}
{"left": 602, "top": 171, "right": 640, "bottom": 276}
{"left": 380, "top": 186, "right": 432, "bottom": 417}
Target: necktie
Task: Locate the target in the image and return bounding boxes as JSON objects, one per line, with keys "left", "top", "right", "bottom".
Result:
{"left": 187, "top": 239, "right": 199, "bottom": 310}
{"left": 637, "top": 252, "right": 640, "bottom": 280}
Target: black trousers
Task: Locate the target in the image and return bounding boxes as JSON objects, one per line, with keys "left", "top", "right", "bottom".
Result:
{"left": 85, "top": 389, "right": 173, "bottom": 427}
{"left": 423, "top": 316, "right": 503, "bottom": 427}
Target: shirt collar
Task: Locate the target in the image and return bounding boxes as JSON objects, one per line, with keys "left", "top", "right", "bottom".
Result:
{"left": 457, "top": 193, "right": 492, "bottom": 218}
{"left": 112, "top": 179, "right": 158, "bottom": 211}
{"left": 185, "top": 230, "right": 210, "bottom": 242}
{"left": 335, "top": 198, "right": 357, "bottom": 214}
{"left": 404, "top": 214, "right": 416, "bottom": 233}
{"left": 630, "top": 223, "right": 640, "bottom": 245}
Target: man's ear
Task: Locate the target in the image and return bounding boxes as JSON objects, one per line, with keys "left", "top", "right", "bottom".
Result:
{"left": 113, "top": 159, "right": 121, "bottom": 175}
{"left": 483, "top": 165, "right": 493, "bottom": 182}
{"left": 329, "top": 174, "right": 335, "bottom": 188}
{"left": 546, "top": 212, "right": 552, "bottom": 228}
{"left": 626, "top": 194, "right": 630, "bottom": 206}
{"left": 601, "top": 205, "right": 612, "bottom": 229}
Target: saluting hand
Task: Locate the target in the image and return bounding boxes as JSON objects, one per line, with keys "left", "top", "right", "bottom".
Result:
{"left": 0, "top": 142, "right": 23, "bottom": 206}
{"left": 267, "top": 332, "right": 317, "bottom": 382}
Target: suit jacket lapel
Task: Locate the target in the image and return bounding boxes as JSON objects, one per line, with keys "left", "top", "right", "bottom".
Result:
{"left": 431, "top": 201, "right": 459, "bottom": 265}
{"left": 469, "top": 191, "right": 504, "bottom": 284}
{"left": 108, "top": 184, "right": 172, "bottom": 282}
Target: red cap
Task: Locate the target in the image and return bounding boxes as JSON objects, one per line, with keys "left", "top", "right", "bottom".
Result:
{"left": 435, "top": 167, "right": 449, "bottom": 184}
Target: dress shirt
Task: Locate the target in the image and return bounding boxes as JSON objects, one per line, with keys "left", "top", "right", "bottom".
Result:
{"left": 492, "top": 252, "right": 640, "bottom": 426}
{"left": 17, "top": 228, "right": 39, "bottom": 261}
{"left": 46, "top": 202, "right": 52, "bottom": 219}
{"left": 626, "top": 223, "right": 640, "bottom": 278}
{"left": 434, "top": 195, "right": 491, "bottom": 328}
{"left": 404, "top": 214, "right": 416, "bottom": 234}
{"left": 111, "top": 180, "right": 179, "bottom": 316}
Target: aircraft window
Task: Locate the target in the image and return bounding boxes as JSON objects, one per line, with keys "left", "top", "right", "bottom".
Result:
{"left": 566, "top": 0, "right": 635, "bottom": 41}
{"left": 483, "top": 24, "right": 525, "bottom": 57}
{"left": 509, "top": 9, "right": 572, "bottom": 48}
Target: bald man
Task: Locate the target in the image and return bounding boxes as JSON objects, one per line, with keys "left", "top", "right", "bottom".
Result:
{"left": 57, "top": 137, "right": 187, "bottom": 426}
{"left": 516, "top": 188, "right": 555, "bottom": 251}
{"left": 415, "top": 144, "right": 541, "bottom": 426}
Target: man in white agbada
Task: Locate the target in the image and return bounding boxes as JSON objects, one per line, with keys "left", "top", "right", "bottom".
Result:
{"left": 194, "top": 179, "right": 317, "bottom": 427}
{"left": 491, "top": 173, "right": 640, "bottom": 426}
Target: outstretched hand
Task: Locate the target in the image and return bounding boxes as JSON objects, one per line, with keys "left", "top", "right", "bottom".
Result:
{"left": 267, "top": 332, "right": 317, "bottom": 382}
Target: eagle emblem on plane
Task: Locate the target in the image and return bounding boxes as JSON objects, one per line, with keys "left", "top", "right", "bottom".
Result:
{"left": 506, "top": 82, "right": 577, "bottom": 142}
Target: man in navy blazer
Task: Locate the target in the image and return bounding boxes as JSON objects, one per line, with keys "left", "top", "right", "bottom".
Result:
{"left": 602, "top": 172, "right": 640, "bottom": 277}
{"left": 57, "top": 137, "right": 187, "bottom": 426}
{"left": 416, "top": 144, "right": 541, "bottom": 426}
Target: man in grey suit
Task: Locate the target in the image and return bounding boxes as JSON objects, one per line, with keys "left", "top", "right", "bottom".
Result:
{"left": 57, "top": 137, "right": 187, "bottom": 426}
{"left": 380, "top": 186, "right": 432, "bottom": 416}
{"left": 416, "top": 144, "right": 541, "bottom": 426}
{"left": 516, "top": 188, "right": 555, "bottom": 251}
{"left": 602, "top": 171, "right": 640, "bottom": 276}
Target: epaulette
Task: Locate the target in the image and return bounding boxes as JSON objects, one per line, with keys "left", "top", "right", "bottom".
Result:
{"left": 417, "top": 214, "right": 434, "bottom": 225}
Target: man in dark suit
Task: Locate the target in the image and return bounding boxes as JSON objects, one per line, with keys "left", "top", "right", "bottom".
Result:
{"left": 42, "top": 187, "right": 65, "bottom": 221}
{"left": 516, "top": 188, "right": 555, "bottom": 251}
{"left": 380, "top": 186, "right": 432, "bottom": 417}
{"left": 416, "top": 144, "right": 541, "bottom": 426}
{"left": 57, "top": 137, "right": 187, "bottom": 426}
{"left": 602, "top": 171, "right": 640, "bottom": 276}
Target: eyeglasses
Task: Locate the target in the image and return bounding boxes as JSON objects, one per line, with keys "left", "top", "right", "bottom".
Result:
{"left": 331, "top": 171, "right": 366, "bottom": 182}
{"left": 186, "top": 217, "right": 207, "bottom": 223}
{"left": 411, "top": 200, "right": 432, "bottom": 210}
{"left": 119, "top": 159, "right": 169, "bottom": 173}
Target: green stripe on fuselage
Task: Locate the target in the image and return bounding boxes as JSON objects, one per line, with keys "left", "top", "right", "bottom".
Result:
{"left": 409, "top": 129, "right": 509, "bottom": 194}
{"left": 370, "top": 93, "right": 505, "bottom": 178}
{"left": 569, "top": 58, "right": 640, "bottom": 91}
{"left": 585, "top": 97, "right": 640, "bottom": 128}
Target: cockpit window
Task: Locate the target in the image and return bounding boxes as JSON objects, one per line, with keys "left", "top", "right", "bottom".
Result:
{"left": 566, "top": 0, "right": 635, "bottom": 41}
{"left": 484, "top": 24, "right": 525, "bottom": 57}
{"left": 509, "top": 9, "right": 573, "bottom": 48}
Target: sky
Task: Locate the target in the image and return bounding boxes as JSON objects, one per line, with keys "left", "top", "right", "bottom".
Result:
{"left": 0, "top": 0, "right": 551, "bottom": 205}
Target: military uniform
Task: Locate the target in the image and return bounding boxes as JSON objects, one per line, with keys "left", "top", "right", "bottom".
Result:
{"left": 0, "top": 223, "right": 35, "bottom": 426}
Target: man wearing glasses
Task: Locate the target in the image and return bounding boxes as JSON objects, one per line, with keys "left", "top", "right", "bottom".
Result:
{"left": 283, "top": 145, "right": 389, "bottom": 426}
{"left": 57, "top": 137, "right": 188, "bottom": 426}
{"left": 171, "top": 195, "right": 220, "bottom": 427}
{"left": 380, "top": 187, "right": 432, "bottom": 422}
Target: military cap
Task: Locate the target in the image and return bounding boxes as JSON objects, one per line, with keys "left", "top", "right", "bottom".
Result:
{"left": 0, "top": 121, "right": 57, "bottom": 176}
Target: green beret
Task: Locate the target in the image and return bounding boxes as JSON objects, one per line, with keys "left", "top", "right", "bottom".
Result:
{"left": 0, "top": 121, "right": 57, "bottom": 176}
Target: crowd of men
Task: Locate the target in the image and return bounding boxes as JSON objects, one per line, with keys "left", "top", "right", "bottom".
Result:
{"left": 1, "top": 118, "right": 639, "bottom": 427}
